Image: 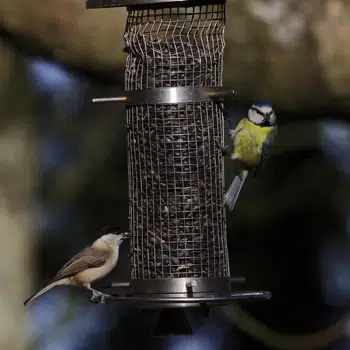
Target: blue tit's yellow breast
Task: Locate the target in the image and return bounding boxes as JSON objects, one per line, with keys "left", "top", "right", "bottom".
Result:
{"left": 232, "top": 119, "right": 274, "bottom": 167}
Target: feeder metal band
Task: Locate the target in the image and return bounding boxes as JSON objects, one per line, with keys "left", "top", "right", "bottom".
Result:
{"left": 92, "top": 87, "right": 235, "bottom": 105}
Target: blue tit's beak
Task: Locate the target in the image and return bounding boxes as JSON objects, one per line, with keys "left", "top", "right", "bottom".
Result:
{"left": 262, "top": 115, "right": 270, "bottom": 125}
{"left": 122, "top": 232, "right": 133, "bottom": 240}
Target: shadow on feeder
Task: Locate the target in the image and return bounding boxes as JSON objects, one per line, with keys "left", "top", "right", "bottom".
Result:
{"left": 146, "top": 281, "right": 211, "bottom": 336}
{"left": 153, "top": 308, "right": 192, "bottom": 336}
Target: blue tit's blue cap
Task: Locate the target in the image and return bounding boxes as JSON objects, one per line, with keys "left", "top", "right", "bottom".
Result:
{"left": 253, "top": 100, "right": 272, "bottom": 108}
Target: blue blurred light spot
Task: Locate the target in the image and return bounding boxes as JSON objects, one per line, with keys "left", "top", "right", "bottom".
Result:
{"left": 38, "top": 303, "right": 107, "bottom": 350}
{"left": 27, "top": 289, "right": 69, "bottom": 343}
{"left": 29, "top": 58, "right": 88, "bottom": 118}
{"left": 27, "top": 289, "right": 110, "bottom": 350}
{"left": 36, "top": 203, "right": 81, "bottom": 235}
{"left": 39, "top": 135, "right": 75, "bottom": 171}
{"left": 29, "top": 59, "right": 76, "bottom": 93}
{"left": 320, "top": 242, "right": 350, "bottom": 307}
{"left": 168, "top": 334, "right": 218, "bottom": 350}
{"left": 320, "top": 121, "right": 350, "bottom": 175}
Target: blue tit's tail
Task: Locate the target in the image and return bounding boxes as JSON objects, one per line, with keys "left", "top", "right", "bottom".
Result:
{"left": 224, "top": 170, "right": 249, "bottom": 211}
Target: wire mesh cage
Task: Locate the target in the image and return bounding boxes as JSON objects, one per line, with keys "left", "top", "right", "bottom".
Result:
{"left": 128, "top": 103, "right": 228, "bottom": 280}
{"left": 124, "top": 3, "right": 226, "bottom": 90}
{"left": 125, "top": 2, "right": 230, "bottom": 287}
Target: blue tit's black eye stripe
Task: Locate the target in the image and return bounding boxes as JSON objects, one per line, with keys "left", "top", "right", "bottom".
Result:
{"left": 251, "top": 107, "right": 265, "bottom": 116}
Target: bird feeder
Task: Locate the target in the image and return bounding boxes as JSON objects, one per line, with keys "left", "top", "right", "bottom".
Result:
{"left": 86, "top": 0, "right": 270, "bottom": 333}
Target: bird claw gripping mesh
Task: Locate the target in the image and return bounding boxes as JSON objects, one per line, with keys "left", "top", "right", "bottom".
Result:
{"left": 87, "top": 0, "right": 271, "bottom": 307}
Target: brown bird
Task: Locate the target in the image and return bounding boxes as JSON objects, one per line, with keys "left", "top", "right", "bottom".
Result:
{"left": 24, "top": 226, "right": 132, "bottom": 306}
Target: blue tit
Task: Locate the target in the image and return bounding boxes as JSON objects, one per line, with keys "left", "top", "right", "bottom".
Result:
{"left": 221, "top": 101, "right": 277, "bottom": 211}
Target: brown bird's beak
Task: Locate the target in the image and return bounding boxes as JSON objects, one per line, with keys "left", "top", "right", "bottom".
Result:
{"left": 122, "top": 232, "right": 133, "bottom": 240}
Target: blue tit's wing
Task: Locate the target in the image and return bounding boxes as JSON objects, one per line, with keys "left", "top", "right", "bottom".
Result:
{"left": 261, "top": 126, "right": 277, "bottom": 163}
{"left": 261, "top": 138, "right": 270, "bottom": 163}
{"left": 252, "top": 127, "right": 277, "bottom": 178}
{"left": 224, "top": 169, "right": 249, "bottom": 211}
{"left": 229, "top": 118, "right": 246, "bottom": 158}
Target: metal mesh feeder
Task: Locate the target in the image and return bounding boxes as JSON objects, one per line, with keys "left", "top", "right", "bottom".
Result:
{"left": 87, "top": 0, "right": 271, "bottom": 310}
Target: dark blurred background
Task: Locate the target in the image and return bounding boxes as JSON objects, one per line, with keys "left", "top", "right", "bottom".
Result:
{"left": 1, "top": 0, "right": 349, "bottom": 349}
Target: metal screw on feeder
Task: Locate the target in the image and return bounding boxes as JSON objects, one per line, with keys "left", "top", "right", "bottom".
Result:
{"left": 86, "top": 0, "right": 271, "bottom": 334}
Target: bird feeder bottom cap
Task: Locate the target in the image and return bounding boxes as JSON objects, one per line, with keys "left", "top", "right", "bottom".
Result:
{"left": 93, "top": 291, "right": 271, "bottom": 308}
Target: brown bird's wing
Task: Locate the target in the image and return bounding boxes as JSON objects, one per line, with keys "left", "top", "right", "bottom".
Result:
{"left": 52, "top": 246, "right": 110, "bottom": 282}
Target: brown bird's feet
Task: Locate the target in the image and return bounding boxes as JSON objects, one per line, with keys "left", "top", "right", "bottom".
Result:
{"left": 90, "top": 290, "right": 110, "bottom": 304}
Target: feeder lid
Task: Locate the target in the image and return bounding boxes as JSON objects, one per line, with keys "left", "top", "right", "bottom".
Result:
{"left": 86, "top": 0, "right": 225, "bottom": 9}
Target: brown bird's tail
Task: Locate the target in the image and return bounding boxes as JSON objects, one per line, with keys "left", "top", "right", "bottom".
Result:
{"left": 24, "top": 278, "right": 68, "bottom": 306}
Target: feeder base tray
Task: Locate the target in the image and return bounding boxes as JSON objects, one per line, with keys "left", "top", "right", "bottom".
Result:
{"left": 90, "top": 290, "right": 271, "bottom": 308}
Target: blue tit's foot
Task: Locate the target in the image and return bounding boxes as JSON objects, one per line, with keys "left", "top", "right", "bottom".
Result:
{"left": 220, "top": 146, "right": 230, "bottom": 157}
{"left": 215, "top": 138, "right": 230, "bottom": 156}
{"left": 252, "top": 165, "right": 262, "bottom": 178}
